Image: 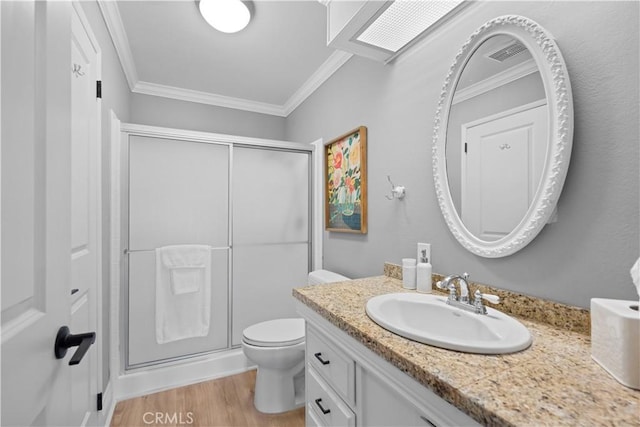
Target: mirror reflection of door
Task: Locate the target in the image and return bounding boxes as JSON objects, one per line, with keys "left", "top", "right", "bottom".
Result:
{"left": 461, "top": 101, "right": 548, "bottom": 241}
{"left": 446, "top": 34, "right": 548, "bottom": 240}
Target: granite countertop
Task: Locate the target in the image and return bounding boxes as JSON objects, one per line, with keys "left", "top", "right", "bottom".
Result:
{"left": 293, "top": 274, "right": 640, "bottom": 426}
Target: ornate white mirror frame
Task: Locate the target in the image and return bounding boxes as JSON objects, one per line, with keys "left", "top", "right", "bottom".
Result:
{"left": 432, "top": 15, "right": 574, "bottom": 258}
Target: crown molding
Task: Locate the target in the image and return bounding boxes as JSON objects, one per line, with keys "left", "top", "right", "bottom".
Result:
{"left": 132, "top": 50, "right": 352, "bottom": 117}
{"left": 452, "top": 58, "right": 538, "bottom": 105}
{"left": 99, "top": 1, "right": 352, "bottom": 117}
{"left": 282, "top": 50, "right": 353, "bottom": 116}
{"left": 133, "top": 81, "right": 288, "bottom": 117}
{"left": 97, "top": 0, "right": 137, "bottom": 90}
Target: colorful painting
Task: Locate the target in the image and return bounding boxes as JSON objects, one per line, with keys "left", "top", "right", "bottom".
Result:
{"left": 325, "top": 126, "right": 367, "bottom": 233}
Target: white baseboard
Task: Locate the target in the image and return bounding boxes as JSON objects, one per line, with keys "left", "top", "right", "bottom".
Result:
{"left": 113, "top": 348, "right": 254, "bottom": 401}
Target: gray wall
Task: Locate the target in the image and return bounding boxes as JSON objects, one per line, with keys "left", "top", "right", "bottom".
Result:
{"left": 285, "top": 1, "right": 640, "bottom": 308}
{"left": 80, "top": 0, "right": 132, "bottom": 391}
{"left": 130, "top": 94, "right": 286, "bottom": 140}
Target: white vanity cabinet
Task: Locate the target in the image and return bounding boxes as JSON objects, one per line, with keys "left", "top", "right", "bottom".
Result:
{"left": 307, "top": 367, "right": 356, "bottom": 427}
{"left": 299, "top": 304, "right": 479, "bottom": 427}
{"left": 307, "top": 326, "right": 356, "bottom": 407}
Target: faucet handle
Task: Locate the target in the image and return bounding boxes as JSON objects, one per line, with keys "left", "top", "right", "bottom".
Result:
{"left": 481, "top": 293, "right": 500, "bottom": 304}
{"left": 474, "top": 290, "right": 500, "bottom": 305}
{"left": 473, "top": 290, "right": 499, "bottom": 314}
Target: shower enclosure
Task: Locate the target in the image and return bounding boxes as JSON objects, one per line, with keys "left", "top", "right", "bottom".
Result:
{"left": 121, "top": 125, "right": 313, "bottom": 369}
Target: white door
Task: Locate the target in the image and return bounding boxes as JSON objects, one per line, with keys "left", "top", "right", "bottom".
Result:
{"left": 461, "top": 101, "right": 547, "bottom": 240}
{"left": 1, "top": 1, "right": 72, "bottom": 425}
{"left": 1, "top": 2, "right": 100, "bottom": 425}
{"left": 70, "top": 2, "right": 102, "bottom": 425}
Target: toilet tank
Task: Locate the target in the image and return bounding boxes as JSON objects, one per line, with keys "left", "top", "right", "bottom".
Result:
{"left": 308, "top": 269, "right": 350, "bottom": 285}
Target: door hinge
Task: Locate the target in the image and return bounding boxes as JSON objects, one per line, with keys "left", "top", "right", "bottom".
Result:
{"left": 464, "top": 142, "right": 468, "bottom": 153}
{"left": 96, "top": 80, "right": 102, "bottom": 99}
{"left": 97, "top": 392, "right": 103, "bottom": 411}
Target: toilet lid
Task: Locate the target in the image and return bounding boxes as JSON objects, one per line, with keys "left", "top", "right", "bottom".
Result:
{"left": 242, "top": 318, "right": 305, "bottom": 347}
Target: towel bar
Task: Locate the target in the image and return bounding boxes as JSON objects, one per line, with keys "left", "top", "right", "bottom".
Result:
{"left": 124, "top": 246, "right": 230, "bottom": 254}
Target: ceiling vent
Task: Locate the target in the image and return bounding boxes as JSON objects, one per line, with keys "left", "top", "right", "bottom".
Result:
{"left": 356, "top": 1, "right": 462, "bottom": 52}
{"left": 487, "top": 40, "right": 527, "bottom": 62}
{"left": 325, "top": 0, "right": 468, "bottom": 63}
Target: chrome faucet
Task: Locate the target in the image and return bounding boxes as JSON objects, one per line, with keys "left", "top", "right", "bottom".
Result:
{"left": 438, "top": 273, "right": 470, "bottom": 303}
{"left": 436, "top": 273, "right": 500, "bottom": 315}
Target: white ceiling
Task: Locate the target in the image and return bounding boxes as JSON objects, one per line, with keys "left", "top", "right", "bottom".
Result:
{"left": 100, "top": 0, "right": 352, "bottom": 116}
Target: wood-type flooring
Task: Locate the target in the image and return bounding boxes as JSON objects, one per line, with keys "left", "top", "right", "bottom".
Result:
{"left": 111, "top": 370, "right": 305, "bottom": 427}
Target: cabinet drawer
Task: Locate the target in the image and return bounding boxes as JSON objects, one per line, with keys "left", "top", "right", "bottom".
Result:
{"left": 306, "top": 406, "right": 323, "bottom": 427}
{"left": 307, "top": 367, "right": 355, "bottom": 427}
{"left": 307, "top": 326, "right": 355, "bottom": 405}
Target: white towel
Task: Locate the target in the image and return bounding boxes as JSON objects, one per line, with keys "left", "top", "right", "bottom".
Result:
{"left": 170, "top": 268, "right": 203, "bottom": 295}
{"left": 155, "top": 245, "right": 211, "bottom": 344}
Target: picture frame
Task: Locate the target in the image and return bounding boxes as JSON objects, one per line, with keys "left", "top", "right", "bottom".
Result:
{"left": 325, "top": 126, "right": 367, "bottom": 233}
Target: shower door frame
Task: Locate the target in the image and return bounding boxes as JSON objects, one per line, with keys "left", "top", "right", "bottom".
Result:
{"left": 118, "top": 122, "right": 317, "bottom": 371}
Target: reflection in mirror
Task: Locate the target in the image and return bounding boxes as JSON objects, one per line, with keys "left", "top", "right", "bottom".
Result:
{"left": 446, "top": 35, "right": 547, "bottom": 241}
{"left": 432, "top": 15, "right": 573, "bottom": 258}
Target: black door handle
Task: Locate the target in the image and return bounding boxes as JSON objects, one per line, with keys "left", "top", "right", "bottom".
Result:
{"left": 54, "top": 326, "right": 96, "bottom": 366}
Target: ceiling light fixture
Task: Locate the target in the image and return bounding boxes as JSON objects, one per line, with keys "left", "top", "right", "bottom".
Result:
{"left": 199, "top": 0, "right": 253, "bottom": 34}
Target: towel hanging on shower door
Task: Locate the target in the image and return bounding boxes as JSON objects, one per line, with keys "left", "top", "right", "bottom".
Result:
{"left": 155, "top": 245, "right": 212, "bottom": 344}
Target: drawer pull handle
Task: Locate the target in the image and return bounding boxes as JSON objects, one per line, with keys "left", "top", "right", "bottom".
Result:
{"left": 314, "top": 352, "right": 330, "bottom": 365}
{"left": 314, "top": 398, "right": 331, "bottom": 415}
{"left": 420, "top": 415, "right": 437, "bottom": 426}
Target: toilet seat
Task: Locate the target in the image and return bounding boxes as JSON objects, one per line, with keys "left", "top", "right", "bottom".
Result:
{"left": 242, "top": 318, "right": 305, "bottom": 347}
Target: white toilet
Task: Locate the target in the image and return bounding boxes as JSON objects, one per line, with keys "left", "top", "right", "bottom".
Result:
{"left": 241, "top": 269, "right": 350, "bottom": 414}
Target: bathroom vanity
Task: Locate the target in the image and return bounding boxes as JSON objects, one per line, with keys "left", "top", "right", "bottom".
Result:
{"left": 300, "top": 303, "right": 479, "bottom": 426}
{"left": 293, "top": 270, "right": 640, "bottom": 426}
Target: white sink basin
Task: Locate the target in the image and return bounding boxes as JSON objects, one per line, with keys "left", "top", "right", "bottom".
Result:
{"left": 365, "top": 293, "right": 532, "bottom": 354}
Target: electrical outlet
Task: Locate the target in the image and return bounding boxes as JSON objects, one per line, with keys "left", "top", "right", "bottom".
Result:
{"left": 417, "top": 243, "right": 431, "bottom": 264}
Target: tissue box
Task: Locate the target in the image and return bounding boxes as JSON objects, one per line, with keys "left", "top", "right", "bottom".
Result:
{"left": 591, "top": 298, "right": 640, "bottom": 390}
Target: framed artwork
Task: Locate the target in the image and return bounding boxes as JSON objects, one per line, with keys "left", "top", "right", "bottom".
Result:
{"left": 325, "top": 126, "right": 367, "bottom": 233}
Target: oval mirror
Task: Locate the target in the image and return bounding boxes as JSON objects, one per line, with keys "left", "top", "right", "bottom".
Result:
{"left": 433, "top": 16, "right": 573, "bottom": 257}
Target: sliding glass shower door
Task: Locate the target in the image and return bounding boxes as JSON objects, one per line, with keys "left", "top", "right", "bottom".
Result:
{"left": 125, "top": 132, "right": 312, "bottom": 367}
{"left": 231, "top": 147, "right": 310, "bottom": 345}
{"left": 127, "top": 136, "right": 230, "bottom": 367}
